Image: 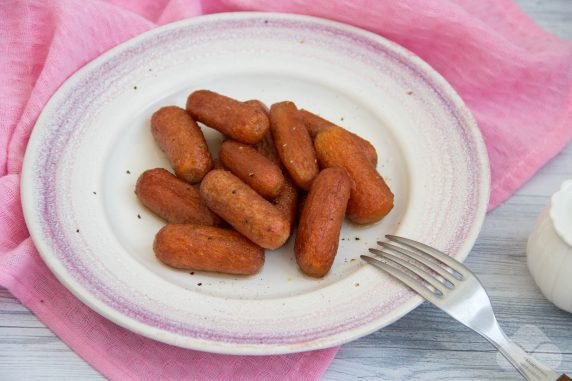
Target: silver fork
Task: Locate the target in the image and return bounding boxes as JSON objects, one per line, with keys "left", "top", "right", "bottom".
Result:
{"left": 361, "top": 235, "right": 570, "bottom": 381}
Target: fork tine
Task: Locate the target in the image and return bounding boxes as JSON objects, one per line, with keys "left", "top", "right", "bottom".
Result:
{"left": 386, "top": 235, "right": 468, "bottom": 278}
{"left": 377, "top": 242, "right": 459, "bottom": 285}
{"left": 360, "top": 255, "right": 440, "bottom": 302}
{"left": 369, "top": 248, "right": 450, "bottom": 294}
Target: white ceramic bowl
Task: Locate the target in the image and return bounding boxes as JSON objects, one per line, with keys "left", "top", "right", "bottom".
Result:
{"left": 527, "top": 179, "right": 572, "bottom": 313}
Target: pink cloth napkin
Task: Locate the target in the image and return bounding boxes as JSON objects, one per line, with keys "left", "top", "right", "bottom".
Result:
{"left": 1, "top": 0, "right": 571, "bottom": 379}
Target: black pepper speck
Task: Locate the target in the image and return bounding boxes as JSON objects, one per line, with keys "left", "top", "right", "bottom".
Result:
{"left": 126, "top": 170, "right": 131, "bottom": 174}
{"left": 197, "top": 282, "right": 202, "bottom": 286}
{"left": 137, "top": 214, "right": 141, "bottom": 219}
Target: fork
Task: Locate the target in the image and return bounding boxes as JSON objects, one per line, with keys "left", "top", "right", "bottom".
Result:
{"left": 361, "top": 235, "right": 570, "bottom": 381}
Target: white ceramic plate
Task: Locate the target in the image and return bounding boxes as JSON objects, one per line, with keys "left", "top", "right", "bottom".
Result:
{"left": 21, "top": 12, "right": 489, "bottom": 354}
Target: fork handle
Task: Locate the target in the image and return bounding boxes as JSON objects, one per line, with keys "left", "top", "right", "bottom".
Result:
{"left": 485, "top": 326, "right": 562, "bottom": 381}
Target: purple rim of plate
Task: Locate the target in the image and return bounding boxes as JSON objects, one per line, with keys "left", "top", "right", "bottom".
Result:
{"left": 24, "top": 13, "right": 489, "bottom": 349}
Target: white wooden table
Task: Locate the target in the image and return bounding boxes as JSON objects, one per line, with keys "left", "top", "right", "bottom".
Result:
{"left": 2, "top": 1, "right": 571, "bottom": 379}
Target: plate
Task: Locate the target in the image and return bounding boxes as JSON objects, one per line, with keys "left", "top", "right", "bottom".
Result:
{"left": 21, "top": 12, "right": 489, "bottom": 354}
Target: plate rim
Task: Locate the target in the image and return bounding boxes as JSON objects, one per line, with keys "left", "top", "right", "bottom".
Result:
{"left": 21, "top": 11, "right": 490, "bottom": 355}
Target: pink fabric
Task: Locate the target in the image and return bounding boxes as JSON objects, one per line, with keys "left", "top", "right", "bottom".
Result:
{"left": 1, "top": 0, "right": 571, "bottom": 379}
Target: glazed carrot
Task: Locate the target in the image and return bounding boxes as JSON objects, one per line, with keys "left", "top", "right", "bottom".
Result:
{"left": 151, "top": 106, "right": 212, "bottom": 183}
{"left": 200, "top": 170, "right": 290, "bottom": 249}
{"left": 295, "top": 168, "right": 351, "bottom": 277}
{"left": 187, "top": 90, "right": 269, "bottom": 144}
{"left": 154, "top": 224, "right": 264, "bottom": 275}
{"left": 299, "top": 109, "right": 378, "bottom": 166}
{"left": 135, "top": 168, "right": 221, "bottom": 226}
{"left": 314, "top": 127, "right": 393, "bottom": 224}
{"left": 269, "top": 101, "right": 319, "bottom": 190}
{"left": 219, "top": 140, "right": 285, "bottom": 199}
